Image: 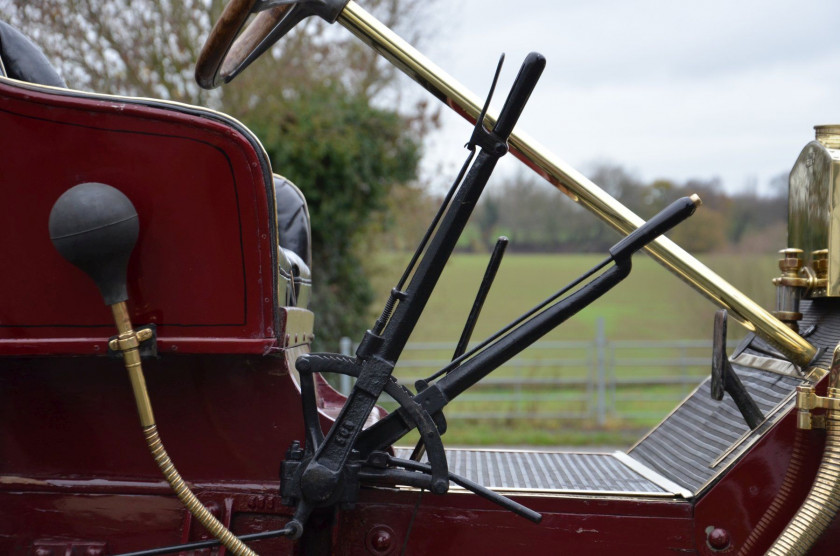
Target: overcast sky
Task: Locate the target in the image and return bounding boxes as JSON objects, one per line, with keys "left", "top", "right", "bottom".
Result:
{"left": 406, "top": 0, "right": 840, "bottom": 195}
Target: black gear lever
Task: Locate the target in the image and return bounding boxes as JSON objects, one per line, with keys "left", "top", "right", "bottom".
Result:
{"left": 283, "top": 52, "right": 546, "bottom": 539}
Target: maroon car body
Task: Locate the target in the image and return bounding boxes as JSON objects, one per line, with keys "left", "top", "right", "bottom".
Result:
{"left": 1, "top": 19, "right": 840, "bottom": 556}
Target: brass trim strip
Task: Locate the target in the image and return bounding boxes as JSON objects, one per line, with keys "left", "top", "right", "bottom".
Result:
{"left": 336, "top": 1, "right": 815, "bottom": 367}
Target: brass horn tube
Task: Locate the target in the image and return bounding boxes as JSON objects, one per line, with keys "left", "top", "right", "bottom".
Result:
{"left": 767, "top": 349, "right": 840, "bottom": 555}
{"left": 110, "top": 302, "right": 257, "bottom": 556}
{"left": 336, "top": 1, "right": 816, "bottom": 367}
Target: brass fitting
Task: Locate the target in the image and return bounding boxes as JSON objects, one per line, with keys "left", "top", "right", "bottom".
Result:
{"left": 808, "top": 249, "right": 830, "bottom": 297}
{"left": 815, "top": 125, "right": 840, "bottom": 149}
{"left": 108, "top": 327, "right": 153, "bottom": 352}
{"left": 813, "top": 249, "right": 829, "bottom": 279}
{"left": 772, "top": 249, "right": 812, "bottom": 331}
{"left": 772, "top": 249, "right": 810, "bottom": 289}
{"left": 768, "top": 341, "right": 840, "bottom": 554}
{"left": 794, "top": 385, "right": 840, "bottom": 430}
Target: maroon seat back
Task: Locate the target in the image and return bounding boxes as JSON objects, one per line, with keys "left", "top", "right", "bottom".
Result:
{"left": 0, "top": 79, "right": 280, "bottom": 355}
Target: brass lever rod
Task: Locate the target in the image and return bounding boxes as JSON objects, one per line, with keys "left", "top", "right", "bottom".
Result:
{"left": 337, "top": 1, "right": 815, "bottom": 366}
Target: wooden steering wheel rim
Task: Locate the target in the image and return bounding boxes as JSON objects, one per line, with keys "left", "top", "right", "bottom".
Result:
{"left": 195, "top": 0, "right": 295, "bottom": 90}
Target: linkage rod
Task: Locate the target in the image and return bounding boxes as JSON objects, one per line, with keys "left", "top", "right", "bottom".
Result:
{"left": 356, "top": 196, "right": 700, "bottom": 454}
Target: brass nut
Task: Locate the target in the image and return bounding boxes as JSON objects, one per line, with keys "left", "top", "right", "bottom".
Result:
{"left": 812, "top": 249, "right": 829, "bottom": 279}
{"left": 779, "top": 248, "right": 804, "bottom": 274}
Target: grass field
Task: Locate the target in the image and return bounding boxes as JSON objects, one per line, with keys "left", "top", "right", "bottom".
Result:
{"left": 368, "top": 251, "right": 778, "bottom": 344}
{"left": 358, "top": 251, "right": 780, "bottom": 447}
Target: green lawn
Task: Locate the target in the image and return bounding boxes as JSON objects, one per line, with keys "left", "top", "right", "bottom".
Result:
{"left": 357, "top": 251, "right": 779, "bottom": 447}
{"left": 368, "top": 251, "right": 777, "bottom": 344}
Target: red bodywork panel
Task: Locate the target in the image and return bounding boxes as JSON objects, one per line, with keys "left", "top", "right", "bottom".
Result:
{"left": 0, "top": 78, "right": 278, "bottom": 355}
{"left": 2, "top": 78, "right": 840, "bottom": 554}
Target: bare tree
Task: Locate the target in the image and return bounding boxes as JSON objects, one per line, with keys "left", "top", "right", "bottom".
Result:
{"left": 0, "top": 0, "right": 440, "bottom": 349}
{"left": 0, "top": 0, "right": 438, "bottom": 111}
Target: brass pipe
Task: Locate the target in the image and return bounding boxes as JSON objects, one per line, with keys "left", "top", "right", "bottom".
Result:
{"left": 767, "top": 349, "right": 840, "bottom": 555}
{"left": 110, "top": 302, "right": 257, "bottom": 556}
{"left": 336, "top": 1, "right": 816, "bottom": 367}
{"left": 111, "top": 304, "right": 155, "bottom": 428}
{"left": 737, "top": 427, "right": 811, "bottom": 555}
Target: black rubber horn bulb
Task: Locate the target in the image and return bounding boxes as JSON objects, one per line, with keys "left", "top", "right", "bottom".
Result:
{"left": 49, "top": 182, "right": 139, "bottom": 306}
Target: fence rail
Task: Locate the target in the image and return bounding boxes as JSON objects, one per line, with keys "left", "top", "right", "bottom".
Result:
{"left": 335, "top": 318, "right": 716, "bottom": 427}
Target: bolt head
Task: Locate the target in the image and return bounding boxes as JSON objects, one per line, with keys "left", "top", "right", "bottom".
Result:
{"left": 366, "top": 525, "right": 396, "bottom": 555}
{"left": 708, "top": 527, "right": 731, "bottom": 550}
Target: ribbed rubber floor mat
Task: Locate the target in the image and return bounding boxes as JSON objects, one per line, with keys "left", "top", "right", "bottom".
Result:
{"left": 628, "top": 298, "right": 840, "bottom": 492}
{"left": 394, "top": 448, "right": 686, "bottom": 495}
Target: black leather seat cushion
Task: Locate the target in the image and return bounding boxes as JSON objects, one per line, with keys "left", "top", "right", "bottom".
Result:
{"left": 0, "top": 20, "right": 65, "bottom": 87}
{"left": 274, "top": 175, "right": 310, "bottom": 266}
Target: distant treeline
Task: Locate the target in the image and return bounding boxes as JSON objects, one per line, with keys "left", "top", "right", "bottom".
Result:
{"left": 380, "top": 163, "right": 788, "bottom": 254}
{"left": 453, "top": 164, "right": 788, "bottom": 254}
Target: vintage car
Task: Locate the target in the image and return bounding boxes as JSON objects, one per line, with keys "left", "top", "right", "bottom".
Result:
{"left": 1, "top": 1, "right": 839, "bottom": 554}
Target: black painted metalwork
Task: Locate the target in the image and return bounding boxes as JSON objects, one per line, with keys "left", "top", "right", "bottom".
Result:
{"left": 115, "top": 528, "right": 294, "bottom": 556}
{"left": 410, "top": 235, "right": 508, "bottom": 461}
{"left": 712, "top": 309, "right": 765, "bottom": 429}
{"left": 454, "top": 236, "right": 509, "bottom": 361}
{"left": 280, "top": 53, "right": 700, "bottom": 539}
{"left": 282, "top": 53, "right": 547, "bottom": 537}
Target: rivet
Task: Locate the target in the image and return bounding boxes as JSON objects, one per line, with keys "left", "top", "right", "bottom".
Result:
{"left": 366, "top": 525, "right": 396, "bottom": 555}
{"left": 708, "top": 527, "right": 731, "bottom": 550}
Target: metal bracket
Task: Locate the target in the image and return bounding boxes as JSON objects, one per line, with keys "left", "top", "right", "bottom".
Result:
{"left": 711, "top": 310, "right": 765, "bottom": 429}
{"left": 253, "top": 0, "right": 348, "bottom": 23}
{"left": 795, "top": 385, "right": 840, "bottom": 429}
{"left": 108, "top": 323, "right": 157, "bottom": 358}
